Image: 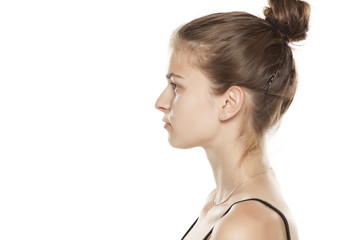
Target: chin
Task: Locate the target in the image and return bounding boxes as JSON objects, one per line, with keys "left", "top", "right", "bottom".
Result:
{"left": 168, "top": 136, "right": 198, "bottom": 149}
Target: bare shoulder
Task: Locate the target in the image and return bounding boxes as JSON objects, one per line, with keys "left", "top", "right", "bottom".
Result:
{"left": 210, "top": 200, "right": 288, "bottom": 240}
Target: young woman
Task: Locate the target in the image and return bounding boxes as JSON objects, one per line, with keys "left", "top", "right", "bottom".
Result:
{"left": 155, "top": 0, "right": 310, "bottom": 239}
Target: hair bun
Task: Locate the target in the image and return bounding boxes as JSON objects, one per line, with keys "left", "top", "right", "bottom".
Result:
{"left": 264, "top": 0, "right": 310, "bottom": 42}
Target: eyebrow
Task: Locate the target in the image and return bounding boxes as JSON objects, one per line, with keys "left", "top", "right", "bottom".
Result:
{"left": 166, "top": 73, "right": 184, "bottom": 80}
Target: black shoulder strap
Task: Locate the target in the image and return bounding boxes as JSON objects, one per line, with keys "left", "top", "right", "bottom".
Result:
{"left": 220, "top": 198, "right": 291, "bottom": 240}
{"left": 181, "top": 217, "right": 198, "bottom": 240}
{"left": 182, "top": 198, "right": 291, "bottom": 240}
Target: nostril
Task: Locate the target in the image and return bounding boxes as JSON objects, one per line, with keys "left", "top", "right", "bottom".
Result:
{"left": 155, "top": 99, "right": 169, "bottom": 112}
{"left": 155, "top": 101, "right": 163, "bottom": 111}
{"left": 157, "top": 106, "right": 167, "bottom": 112}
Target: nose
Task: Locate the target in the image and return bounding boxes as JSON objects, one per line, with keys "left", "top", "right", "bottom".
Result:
{"left": 155, "top": 86, "right": 172, "bottom": 113}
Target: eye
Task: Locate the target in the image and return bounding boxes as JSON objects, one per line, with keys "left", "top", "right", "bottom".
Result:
{"left": 170, "top": 82, "right": 178, "bottom": 91}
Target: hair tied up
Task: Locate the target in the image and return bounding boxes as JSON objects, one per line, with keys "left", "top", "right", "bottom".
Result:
{"left": 265, "top": 17, "right": 289, "bottom": 39}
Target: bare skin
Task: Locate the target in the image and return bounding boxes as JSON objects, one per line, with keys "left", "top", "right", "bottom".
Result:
{"left": 155, "top": 50, "right": 299, "bottom": 240}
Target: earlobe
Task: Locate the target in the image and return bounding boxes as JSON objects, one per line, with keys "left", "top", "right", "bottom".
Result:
{"left": 219, "top": 112, "right": 230, "bottom": 119}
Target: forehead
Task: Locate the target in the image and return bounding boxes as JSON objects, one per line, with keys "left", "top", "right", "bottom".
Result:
{"left": 168, "top": 50, "right": 192, "bottom": 72}
{"left": 168, "top": 50, "right": 206, "bottom": 83}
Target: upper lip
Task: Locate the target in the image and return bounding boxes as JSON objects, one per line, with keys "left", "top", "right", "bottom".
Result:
{"left": 162, "top": 118, "right": 170, "bottom": 124}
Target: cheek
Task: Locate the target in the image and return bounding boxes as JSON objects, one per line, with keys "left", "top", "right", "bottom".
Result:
{"left": 170, "top": 93, "right": 217, "bottom": 141}
{"left": 171, "top": 94, "right": 202, "bottom": 123}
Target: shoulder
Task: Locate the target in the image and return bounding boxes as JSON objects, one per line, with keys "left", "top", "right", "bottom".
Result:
{"left": 210, "top": 199, "right": 288, "bottom": 240}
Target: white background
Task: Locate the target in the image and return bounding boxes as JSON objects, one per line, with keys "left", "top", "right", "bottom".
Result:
{"left": 0, "top": 0, "right": 359, "bottom": 239}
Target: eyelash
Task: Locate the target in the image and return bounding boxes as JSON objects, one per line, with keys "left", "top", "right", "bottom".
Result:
{"left": 170, "top": 82, "right": 178, "bottom": 91}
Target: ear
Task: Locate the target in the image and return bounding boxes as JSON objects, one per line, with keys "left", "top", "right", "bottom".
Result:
{"left": 218, "top": 86, "right": 245, "bottom": 121}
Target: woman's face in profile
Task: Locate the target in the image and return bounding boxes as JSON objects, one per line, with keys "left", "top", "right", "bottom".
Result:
{"left": 155, "top": 51, "right": 221, "bottom": 149}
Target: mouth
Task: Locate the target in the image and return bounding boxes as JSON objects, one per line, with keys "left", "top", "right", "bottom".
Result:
{"left": 162, "top": 118, "right": 171, "bottom": 128}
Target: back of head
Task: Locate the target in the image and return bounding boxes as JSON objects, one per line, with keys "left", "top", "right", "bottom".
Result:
{"left": 171, "top": 0, "right": 310, "bottom": 150}
{"left": 264, "top": 0, "right": 310, "bottom": 42}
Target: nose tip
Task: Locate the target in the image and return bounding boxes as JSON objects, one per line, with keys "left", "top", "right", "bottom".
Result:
{"left": 155, "top": 92, "right": 170, "bottom": 113}
{"left": 155, "top": 103, "right": 168, "bottom": 113}
{"left": 155, "top": 85, "right": 173, "bottom": 113}
{"left": 155, "top": 97, "right": 164, "bottom": 112}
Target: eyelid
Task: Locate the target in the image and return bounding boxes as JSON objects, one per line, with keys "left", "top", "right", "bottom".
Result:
{"left": 166, "top": 73, "right": 184, "bottom": 81}
{"left": 166, "top": 75, "right": 178, "bottom": 86}
{"left": 167, "top": 75, "right": 176, "bottom": 84}
{"left": 165, "top": 74, "right": 181, "bottom": 92}
{"left": 170, "top": 81, "right": 178, "bottom": 90}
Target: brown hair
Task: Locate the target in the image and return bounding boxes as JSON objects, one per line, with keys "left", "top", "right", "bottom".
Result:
{"left": 171, "top": 0, "right": 310, "bottom": 153}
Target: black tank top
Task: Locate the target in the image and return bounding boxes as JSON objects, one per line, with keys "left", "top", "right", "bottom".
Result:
{"left": 181, "top": 198, "right": 291, "bottom": 240}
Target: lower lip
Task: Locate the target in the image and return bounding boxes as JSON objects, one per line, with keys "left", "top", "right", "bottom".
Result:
{"left": 164, "top": 123, "right": 171, "bottom": 128}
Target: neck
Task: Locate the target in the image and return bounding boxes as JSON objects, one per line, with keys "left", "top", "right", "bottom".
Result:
{"left": 203, "top": 139, "right": 270, "bottom": 204}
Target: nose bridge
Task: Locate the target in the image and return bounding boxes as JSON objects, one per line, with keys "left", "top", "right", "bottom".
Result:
{"left": 155, "top": 86, "right": 173, "bottom": 112}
